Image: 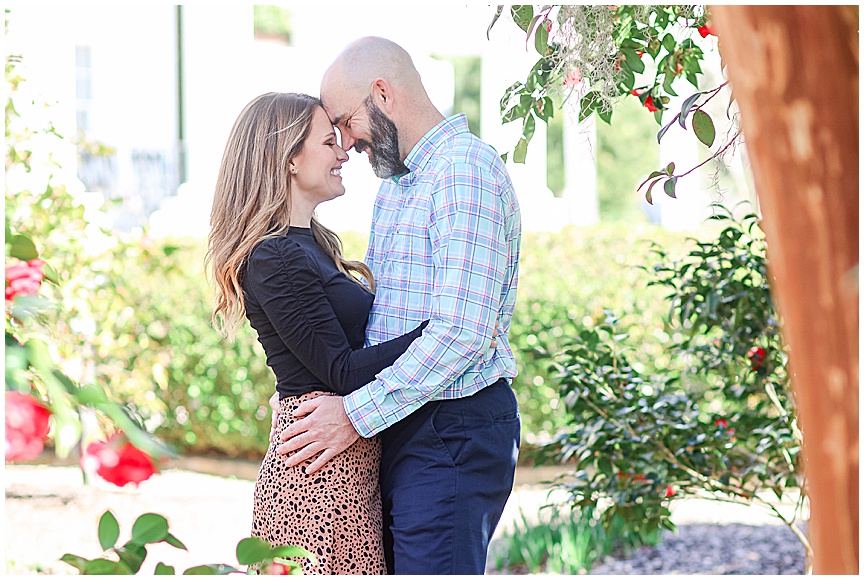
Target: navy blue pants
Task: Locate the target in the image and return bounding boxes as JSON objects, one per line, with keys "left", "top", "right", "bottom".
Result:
{"left": 378, "top": 378, "right": 520, "bottom": 575}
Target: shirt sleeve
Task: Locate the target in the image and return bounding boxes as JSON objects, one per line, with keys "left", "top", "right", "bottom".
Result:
{"left": 343, "top": 163, "right": 509, "bottom": 436}
{"left": 246, "top": 238, "right": 427, "bottom": 396}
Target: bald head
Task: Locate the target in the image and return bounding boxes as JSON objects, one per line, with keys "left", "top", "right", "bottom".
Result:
{"left": 321, "top": 36, "right": 424, "bottom": 103}
{"left": 320, "top": 37, "right": 445, "bottom": 172}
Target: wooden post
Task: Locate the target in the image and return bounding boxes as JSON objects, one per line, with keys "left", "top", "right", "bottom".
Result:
{"left": 710, "top": 5, "right": 859, "bottom": 574}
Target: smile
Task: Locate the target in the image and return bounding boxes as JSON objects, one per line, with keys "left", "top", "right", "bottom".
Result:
{"left": 330, "top": 169, "right": 341, "bottom": 176}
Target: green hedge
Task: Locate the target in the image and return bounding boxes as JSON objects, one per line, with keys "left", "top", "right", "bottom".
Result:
{"left": 76, "top": 225, "right": 697, "bottom": 459}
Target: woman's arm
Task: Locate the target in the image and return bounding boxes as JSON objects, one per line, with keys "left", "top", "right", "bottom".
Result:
{"left": 247, "top": 237, "right": 427, "bottom": 395}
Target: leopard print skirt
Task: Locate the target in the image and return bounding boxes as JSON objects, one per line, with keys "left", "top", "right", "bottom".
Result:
{"left": 251, "top": 391, "right": 386, "bottom": 575}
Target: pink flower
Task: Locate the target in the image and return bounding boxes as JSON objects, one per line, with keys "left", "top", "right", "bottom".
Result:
{"left": 563, "top": 68, "right": 582, "bottom": 87}
{"left": 5, "top": 391, "right": 52, "bottom": 462}
{"left": 5, "top": 258, "right": 45, "bottom": 301}
{"left": 81, "top": 433, "right": 158, "bottom": 487}
{"left": 265, "top": 563, "right": 293, "bottom": 575}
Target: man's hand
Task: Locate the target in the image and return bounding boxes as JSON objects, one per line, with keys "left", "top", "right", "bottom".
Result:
{"left": 276, "top": 395, "right": 360, "bottom": 474}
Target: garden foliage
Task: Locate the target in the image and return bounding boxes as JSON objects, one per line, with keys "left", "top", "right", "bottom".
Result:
{"left": 536, "top": 207, "right": 807, "bottom": 550}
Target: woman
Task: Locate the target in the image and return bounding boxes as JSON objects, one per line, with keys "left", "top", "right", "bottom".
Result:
{"left": 206, "top": 92, "right": 427, "bottom": 574}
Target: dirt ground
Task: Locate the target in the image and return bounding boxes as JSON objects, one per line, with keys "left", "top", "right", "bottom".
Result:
{"left": 4, "top": 461, "right": 804, "bottom": 575}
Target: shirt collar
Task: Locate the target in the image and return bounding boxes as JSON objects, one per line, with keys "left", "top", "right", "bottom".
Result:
{"left": 392, "top": 114, "right": 469, "bottom": 186}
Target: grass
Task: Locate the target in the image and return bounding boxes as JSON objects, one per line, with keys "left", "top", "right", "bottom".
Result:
{"left": 492, "top": 504, "right": 662, "bottom": 574}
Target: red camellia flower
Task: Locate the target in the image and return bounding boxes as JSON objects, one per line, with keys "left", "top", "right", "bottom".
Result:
{"left": 665, "top": 484, "right": 676, "bottom": 498}
{"left": 5, "top": 258, "right": 46, "bottom": 301}
{"left": 630, "top": 89, "right": 660, "bottom": 113}
{"left": 643, "top": 95, "right": 659, "bottom": 112}
{"left": 5, "top": 391, "right": 52, "bottom": 462}
{"left": 698, "top": 24, "right": 717, "bottom": 38}
{"left": 81, "top": 432, "right": 158, "bottom": 487}
{"left": 747, "top": 346, "right": 767, "bottom": 370}
{"left": 715, "top": 418, "right": 728, "bottom": 429}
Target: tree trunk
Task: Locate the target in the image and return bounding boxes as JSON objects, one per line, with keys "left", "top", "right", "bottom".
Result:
{"left": 710, "top": 5, "right": 859, "bottom": 574}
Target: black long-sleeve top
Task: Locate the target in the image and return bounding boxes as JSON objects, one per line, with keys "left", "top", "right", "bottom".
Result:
{"left": 242, "top": 227, "right": 426, "bottom": 399}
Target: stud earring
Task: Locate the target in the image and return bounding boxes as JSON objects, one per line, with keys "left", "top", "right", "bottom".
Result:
{"left": 290, "top": 167, "right": 298, "bottom": 174}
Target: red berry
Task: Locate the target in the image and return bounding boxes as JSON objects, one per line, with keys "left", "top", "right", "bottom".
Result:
{"left": 747, "top": 346, "right": 767, "bottom": 370}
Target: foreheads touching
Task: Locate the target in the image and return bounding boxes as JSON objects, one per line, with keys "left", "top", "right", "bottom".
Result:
{"left": 320, "top": 37, "right": 420, "bottom": 129}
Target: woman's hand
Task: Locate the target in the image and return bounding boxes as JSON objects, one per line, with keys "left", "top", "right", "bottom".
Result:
{"left": 269, "top": 391, "right": 280, "bottom": 441}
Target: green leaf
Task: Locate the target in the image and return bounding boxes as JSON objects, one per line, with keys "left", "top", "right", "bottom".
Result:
{"left": 679, "top": 92, "right": 702, "bottom": 128}
{"left": 692, "top": 109, "right": 716, "bottom": 147}
{"left": 236, "top": 537, "right": 276, "bottom": 566}
{"left": 42, "top": 261, "right": 60, "bottom": 285}
{"left": 155, "top": 563, "right": 176, "bottom": 575}
{"left": 522, "top": 113, "right": 536, "bottom": 142}
{"left": 534, "top": 19, "right": 549, "bottom": 55}
{"left": 85, "top": 558, "right": 134, "bottom": 575}
{"left": 532, "top": 96, "right": 554, "bottom": 122}
{"left": 162, "top": 245, "right": 180, "bottom": 257}
{"left": 131, "top": 513, "right": 169, "bottom": 545}
{"left": 500, "top": 152, "right": 508, "bottom": 163}
{"left": 511, "top": 5, "right": 534, "bottom": 32}
{"left": 7, "top": 233, "right": 39, "bottom": 261}
{"left": 620, "top": 47, "right": 645, "bottom": 74}
{"left": 644, "top": 178, "right": 664, "bottom": 204}
{"left": 272, "top": 546, "right": 316, "bottom": 562}
{"left": 183, "top": 564, "right": 241, "bottom": 575}
{"left": 117, "top": 544, "right": 147, "bottom": 574}
{"left": 686, "top": 71, "right": 699, "bottom": 88}
{"left": 60, "top": 554, "right": 91, "bottom": 573}
{"left": 98, "top": 511, "right": 120, "bottom": 551}
{"left": 665, "top": 162, "right": 676, "bottom": 175}
{"left": 661, "top": 33, "right": 676, "bottom": 53}
{"left": 597, "top": 108, "right": 613, "bottom": 124}
{"left": 663, "top": 177, "right": 678, "bottom": 198}
{"left": 163, "top": 532, "right": 188, "bottom": 551}
{"left": 486, "top": 5, "right": 503, "bottom": 40}
{"left": 618, "top": 67, "right": 636, "bottom": 91}
{"left": 76, "top": 383, "right": 109, "bottom": 404}
{"left": 513, "top": 137, "right": 528, "bottom": 164}
{"left": 638, "top": 170, "right": 666, "bottom": 190}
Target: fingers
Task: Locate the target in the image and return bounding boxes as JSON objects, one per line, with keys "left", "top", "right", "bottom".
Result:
{"left": 290, "top": 398, "right": 321, "bottom": 420}
{"left": 304, "top": 448, "right": 339, "bottom": 475}
{"left": 269, "top": 392, "right": 280, "bottom": 412}
{"left": 280, "top": 439, "right": 327, "bottom": 467}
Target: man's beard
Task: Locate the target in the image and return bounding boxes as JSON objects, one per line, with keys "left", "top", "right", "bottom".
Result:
{"left": 355, "top": 97, "right": 409, "bottom": 179}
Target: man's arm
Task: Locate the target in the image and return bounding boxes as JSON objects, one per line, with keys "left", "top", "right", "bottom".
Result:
{"left": 342, "top": 162, "right": 510, "bottom": 436}
{"left": 270, "top": 328, "right": 500, "bottom": 473}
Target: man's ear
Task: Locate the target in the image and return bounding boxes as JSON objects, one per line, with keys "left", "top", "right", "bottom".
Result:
{"left": 370, "top": 78, "right": 395, "bottom": 113}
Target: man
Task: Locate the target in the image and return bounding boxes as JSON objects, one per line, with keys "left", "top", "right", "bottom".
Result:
{"left": 275, "top": 36, "right": 522, "bottom": 574}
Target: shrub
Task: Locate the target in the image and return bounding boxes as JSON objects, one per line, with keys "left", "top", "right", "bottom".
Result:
{"left": 535, "top": 208, "right": 809, "bottom": 562}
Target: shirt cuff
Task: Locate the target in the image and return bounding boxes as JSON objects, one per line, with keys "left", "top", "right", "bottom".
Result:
{"left": 342, "top": 385, "right": 388, "bottom": 438}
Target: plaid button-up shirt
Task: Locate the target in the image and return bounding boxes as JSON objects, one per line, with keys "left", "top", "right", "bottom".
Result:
{"left": 343, "top": 114, "right": 522, "bottom": 437}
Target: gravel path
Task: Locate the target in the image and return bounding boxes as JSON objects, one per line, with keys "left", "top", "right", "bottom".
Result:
{"left": 587, "top": 522, "right": 807, "bottom": 575}
{"left": 5, "top": 463, "right": 809, "bottom": 575}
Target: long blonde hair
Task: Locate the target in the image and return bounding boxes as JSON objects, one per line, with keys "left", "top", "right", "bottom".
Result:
{"left": 206, "top": 92, "right": 374, "bottom": 341}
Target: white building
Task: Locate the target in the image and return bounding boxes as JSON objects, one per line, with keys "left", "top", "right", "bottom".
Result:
{"left": 6, "top": 4, "right": 727, "bottom": 237}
